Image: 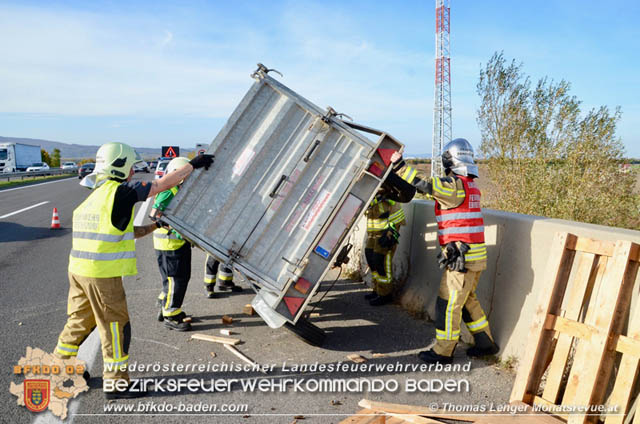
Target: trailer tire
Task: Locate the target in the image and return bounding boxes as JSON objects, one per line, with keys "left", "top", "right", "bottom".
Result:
{"left": 284, "top": 318, "right": 326, "bottom": 347}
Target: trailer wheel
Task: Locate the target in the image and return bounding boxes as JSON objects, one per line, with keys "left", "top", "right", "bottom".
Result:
{"left": 284, "top": 317, "right": 326, "bottom": 347}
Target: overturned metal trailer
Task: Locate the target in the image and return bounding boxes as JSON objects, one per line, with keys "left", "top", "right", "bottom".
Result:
{"left": 162, "top": 64, "right": 403, "bottom": 345}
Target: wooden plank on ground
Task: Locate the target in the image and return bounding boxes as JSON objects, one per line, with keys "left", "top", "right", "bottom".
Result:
{"left": 473, "top": 402, "right": 566, "bottom": 424}
{"left": 339, "top": 409, "right": 384, "bottom": 424}
{"left": 510, "top": 232, "right": 577, "bottom": 404}
{"left": 564, "top": 241, "right": 636, "bottom": 424}
{"left": 542, "top": 252, "right": 597, "bottom": 403}
{"left": 358, "top": 399, "right": 475, "bottom": 422}
{"left": 604, "top": 260, "right": 640, "bottom": 424}
{"left": 190, "top": 333, "right": 240, "bottom": 345}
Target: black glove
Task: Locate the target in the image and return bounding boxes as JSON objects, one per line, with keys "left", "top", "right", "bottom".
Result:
{"left": 437, "top": 242, "right": 458, "bottom": 270}
{"left": 189, "top": 154, "right": 215, "bottom": 170}
{"left": 448, "top": 242, "right": 469, "bottom": 273}
{"left": 378, "top": 228, "right": 400, "bottom": 249}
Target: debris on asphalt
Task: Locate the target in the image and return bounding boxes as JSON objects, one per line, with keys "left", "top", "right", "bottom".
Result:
{"left": 220, "top": 329, "right": 233, "bottom": 336}
{"left": 372, "top": 353, "right": 387, "bottom": 358}
{"left": 243, "top": 304, "right": 255, "bottom": 316}
{"left": 347, "top": 354, "right": 367, "bottom": 363}
{"left": 224, "top": 344, "right": 266, "bottom": 373}
{"left": 222, "top": 315, "right": 233, "bottom": 324}
{"left": 191, "top": 333, "right": 240, "bottom": 346}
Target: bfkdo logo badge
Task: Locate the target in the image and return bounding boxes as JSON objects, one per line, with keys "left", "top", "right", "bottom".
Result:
{"left": 24, "top": 380, "right": 50, "bottom": 413}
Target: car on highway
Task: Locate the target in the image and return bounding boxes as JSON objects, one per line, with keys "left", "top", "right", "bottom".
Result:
{"left": 155, "top": 159, "right": 171, "bottom": 179}
{"left": 26, "top": 162, "right": 50, "bottom": 173}
{"left": 133, "top": 161, "right": 151, "bottom": 173}
{"left": 78, "top": 163, "right": 95, "bottom": 179}
{"left": 61, "top": 162, "right": 78, "bottom": 172}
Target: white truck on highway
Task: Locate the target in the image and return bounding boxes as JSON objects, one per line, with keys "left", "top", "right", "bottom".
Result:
{"left": 0, "top": 143, "right": 42, "bottom": 173}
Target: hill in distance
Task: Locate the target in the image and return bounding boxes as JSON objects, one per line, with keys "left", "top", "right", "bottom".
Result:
{"left": 0, "top": 136, "right": 195, "bottom": 160}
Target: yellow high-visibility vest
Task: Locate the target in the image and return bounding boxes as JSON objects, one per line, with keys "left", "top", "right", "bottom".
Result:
{"left": 68, "top": 180, "right": 136, "bottom": 277}
{"left": 152, "top": 187, "right": 185, "bottom": 251}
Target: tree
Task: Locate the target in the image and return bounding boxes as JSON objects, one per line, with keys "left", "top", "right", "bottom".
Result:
{"left": 52, "top": 148, "right": 61, "bottom": 167}
{"left": 476, "top": 52, "right": 639, "bottom": 229}
{"left": 41, "top": 149, "right": 52, "bottom": 166}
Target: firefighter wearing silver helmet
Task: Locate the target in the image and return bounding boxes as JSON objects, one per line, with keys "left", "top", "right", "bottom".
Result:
{"left": 149, "top": 157, "right": 195, "bottom": 331}
{"left": 54, "top": 143, "right": 213, "bottom": 399}
{"left": 390, "top": 138, "right": 498, "bottom": 365}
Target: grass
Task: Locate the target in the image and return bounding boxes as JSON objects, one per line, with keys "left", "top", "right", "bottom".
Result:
{"left": 0, "top": 174, "right": 76, "bottom": 190}
{"left": 487, "top": 354, "right": 519, "bottom": 372}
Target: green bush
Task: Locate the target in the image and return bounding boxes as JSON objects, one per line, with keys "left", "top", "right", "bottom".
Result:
{"left": 477, "top": 52, "right": 639, "bottom": 229}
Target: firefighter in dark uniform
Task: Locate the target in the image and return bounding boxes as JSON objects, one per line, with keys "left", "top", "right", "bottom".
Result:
{"left": 391, "top": 138, "right": 499, "bottom": 364}
{"left": 53, "top": 142, "right": 213, "bottom": 398}
{"left": 364, "top": 188, "right": 406, "bottom": 306}
{"left": 149, "top": 157, "right": 193, "bottom": 331}
{"left": 203, "top": 255, "right": 242, "bottom": 298}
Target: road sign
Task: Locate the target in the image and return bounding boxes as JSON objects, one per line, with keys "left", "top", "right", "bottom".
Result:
{"left": 162, "top": 146, "right": 180, "bottom": 158}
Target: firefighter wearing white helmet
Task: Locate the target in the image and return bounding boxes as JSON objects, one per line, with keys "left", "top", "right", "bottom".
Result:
{"left": 54, "top": 143, "right": 214, "bottom": 399}
{"left": 390, "top": 138, "right": 498, "bottom": 365}
{"left": 149, "top": 156, "right": 194, "bottom": 331}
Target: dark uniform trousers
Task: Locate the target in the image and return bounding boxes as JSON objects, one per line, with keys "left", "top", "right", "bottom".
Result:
{"left": 156, "top": 243, "right": 191, "bottom": 316}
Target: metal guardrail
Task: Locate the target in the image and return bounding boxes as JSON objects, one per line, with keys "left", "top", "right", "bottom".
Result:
{"left": 1, "top": 169, "right": 77, "bottom": 181}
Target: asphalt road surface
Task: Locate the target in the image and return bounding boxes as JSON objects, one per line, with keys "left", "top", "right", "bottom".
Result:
{"left": 1, "top": 175, "right": 514, "bottom": 424}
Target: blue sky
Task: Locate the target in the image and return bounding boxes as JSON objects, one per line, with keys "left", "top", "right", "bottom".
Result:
{"left": 1, "top": 0, "right": 638, "bottom": 157}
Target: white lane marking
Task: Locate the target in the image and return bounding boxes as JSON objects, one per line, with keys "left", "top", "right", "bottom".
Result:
{"left": 33, "top": 330, "right": 100, "bottom": 424}
{"left": 0, "top": 201, "right": 50, "bottom": 219}
{"left": 0, "top": 176, "right": 76, "bottom": 193}
{"left": 31, "top": 194, "right": 153, "bottom": 423}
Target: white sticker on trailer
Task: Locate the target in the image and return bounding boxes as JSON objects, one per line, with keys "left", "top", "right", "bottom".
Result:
{"left": 232, "top": 148, "right": 255, "bottom": 177}
{"left": 300, "top": 189, "right": 331, "bottom": 231}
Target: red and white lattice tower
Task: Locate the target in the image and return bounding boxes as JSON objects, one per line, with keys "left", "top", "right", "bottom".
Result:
{"left": 432, "top": 0, "right": 452, "bottom": 177}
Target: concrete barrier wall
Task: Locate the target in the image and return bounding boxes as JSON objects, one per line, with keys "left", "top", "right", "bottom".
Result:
{"left": 348, "top": 199, "right": 640, "bottom": 360}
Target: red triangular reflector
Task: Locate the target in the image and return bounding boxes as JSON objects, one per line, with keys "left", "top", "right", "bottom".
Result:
{"left": 376, "top": 148, "right": 397, "bottom": 166}
{"left": 284, "top": 296, "right": 304, "bottom": 316}
{"left": 165, "top": 146, "right": 177, "bottom": 157}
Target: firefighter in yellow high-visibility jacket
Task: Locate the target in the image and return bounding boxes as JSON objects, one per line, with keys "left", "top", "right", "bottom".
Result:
{"left": 149, "top": 157, "right": 193, "bottom": 332}
{"left": 53, "top": 143, "right": 213, "bottom": 399}
{"left": 363, "top": 188, "right": 406, "bottom": 306}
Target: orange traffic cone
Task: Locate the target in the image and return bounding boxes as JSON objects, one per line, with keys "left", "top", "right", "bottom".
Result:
{"left": 50, "top": 208, "right": 61, "bottom": 229}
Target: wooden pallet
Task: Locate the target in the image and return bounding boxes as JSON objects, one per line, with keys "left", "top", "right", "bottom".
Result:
{"left": 340, "top": 400, "right": 564, "bottom": 424}
{"left": 510, "top": 232, "right": 640, "bottom": 424}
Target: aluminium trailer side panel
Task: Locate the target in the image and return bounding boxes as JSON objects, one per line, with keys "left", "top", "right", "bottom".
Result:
{"left": 163, "top": 71, "right": 403, "bottom": 325}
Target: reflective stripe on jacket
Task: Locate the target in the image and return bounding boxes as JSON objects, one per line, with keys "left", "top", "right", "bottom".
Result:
{"left": 366, "top": 198, "right": 405, "bottom": 233}
{"left": 435, "top": 175, "right": 485, "bottom": 247}
{"left": 153, "top": 228, "right": 186, "bottom": 251}
{"left": 153, "top": 186, "right": 185, "bottom": 251}
{"left": 68, "top": 180, "right": 137, "bottom": 277}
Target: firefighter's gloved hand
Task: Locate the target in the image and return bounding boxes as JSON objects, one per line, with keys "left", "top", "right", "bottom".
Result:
{"left": 189, "top": 154, "right": 215, "bottom": 170}
{"left": 448, "top": 242, "right": 469, "bottom": 273}
{"left": 378, "top": 229, "right": 399, "bottom": 249}
{"left": 438, "top": 242, "right": 458, "bottom": 270}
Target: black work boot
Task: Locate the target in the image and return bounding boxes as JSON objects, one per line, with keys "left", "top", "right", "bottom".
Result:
{"left": 369, "top": 294, "right": 392, "bottom": 306}
{"left": 204, "top": 285, "right": 216, "bottom": 299}
{"left": 163, "top": 312, "right": 192, "bottom": 332}
{"left": 156, "top": 298, "right": 164, "bottom": 321}
{"left": 418, "top": 349, "right": 453, "bottom": 365}
{"left": 218, "top": 281, "right": 242, "bottom": 292}
{"left": 364, "top": 291, "right": 378, "bottom": 300}
{"left": 466, "top": 332, "right": 500, "bottom": 357}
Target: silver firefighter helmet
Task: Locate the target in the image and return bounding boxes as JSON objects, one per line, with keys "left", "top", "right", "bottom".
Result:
{"left": 441, "top": 138, "right": 478, "bottom": 177}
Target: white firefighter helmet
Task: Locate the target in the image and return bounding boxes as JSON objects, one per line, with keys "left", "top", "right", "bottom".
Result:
{"left": 95, "top": 142, "right": 142, "bottom": 180}
{"left": 441, "top": 138, "right": 478, "bottom": 177}
{"left": 166, "top": 157, "right": 190, "bottom": 174}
